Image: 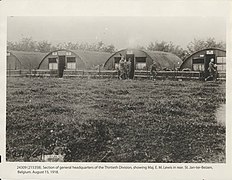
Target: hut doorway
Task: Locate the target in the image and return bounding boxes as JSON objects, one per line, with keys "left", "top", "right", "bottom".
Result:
{"left": 58, "top": 56, "right": 65, "bottom": 78}
{"left": 204, "top": 53, "right": 215, "bottom": 78}
{"left": 126, "top": 54, "right": 135, "bottom": 79}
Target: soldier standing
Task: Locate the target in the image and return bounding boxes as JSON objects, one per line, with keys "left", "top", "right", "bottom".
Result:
{"left": 150, "top": 62, "right": 158, "bottom": 81}
{"left": 127, "top": 58, "right": 132, "bottom": 79}
{"left": 205, "top": 58, "right": 217, "bottom": 81}
{"left": 119, "top": 56, "right": 126, "bottom": 79}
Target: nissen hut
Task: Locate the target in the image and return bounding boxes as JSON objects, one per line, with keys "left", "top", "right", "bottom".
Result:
{"left": 38, "top": 49, "right": 111, "bottom": 77}
{"left": 103, "top": 49, "right": 182, "bottom": 79}
{"left": 180, "top": 48, "right": 226, "bottom": 78}
{"left": 7, "top": 50, "right": 46, "bottom": 70}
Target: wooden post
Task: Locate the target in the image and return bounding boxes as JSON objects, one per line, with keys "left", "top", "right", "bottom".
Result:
{"left": 29, "top": 64, "right": 32, "bottom": 79}
{"left": 9, "top": 65, "right": 11, "bottom": 77}
{"left": 98, "top": 65, "right": 101, "bottom": 78}
{"left": 146, "top": 66, "right": 149, "bottom": 79}
{"left": 174, "top": 64, "right": 176, "bottom": 80}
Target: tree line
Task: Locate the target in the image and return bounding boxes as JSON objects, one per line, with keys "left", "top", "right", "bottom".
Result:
{"left": 7, "top": 38, "right": 116, "bottom": 54}
{"left": 7, "top": 37, "right": 226, "bottom": 60}
{"left": 145, "top": 38, "right": 225, "bottom": 60}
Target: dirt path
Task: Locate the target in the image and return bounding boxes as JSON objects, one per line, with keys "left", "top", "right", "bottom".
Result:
{"left": 216, "top": 104, "right": 226, "bottom": 126}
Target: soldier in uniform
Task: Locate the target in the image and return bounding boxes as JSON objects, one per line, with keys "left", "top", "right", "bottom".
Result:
{"left": 205, "top": 58, "right": 217, "bottom": 81}
{"left": 125, "top": 58, "right": 132, "bottom": 79}
{"left": 119, "top": 56, "right": 126, "bottom": 79}
{"left": 150, "top": 62, "right": 158, "bottom": 81}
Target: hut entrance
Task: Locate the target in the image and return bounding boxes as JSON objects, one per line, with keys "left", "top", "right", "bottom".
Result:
{"left": 126, "top": 54, "right": 135, "bottom": 79}
{"left": 204, "top": 53, "right": 215, "bottom": 78}
{"left": 58, "top": 56, "right": 65, "bottom": 78}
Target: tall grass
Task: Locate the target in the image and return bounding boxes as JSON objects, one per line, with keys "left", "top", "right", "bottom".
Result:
{"left": 6, "top": 78, "right": 225, "bottom": 162}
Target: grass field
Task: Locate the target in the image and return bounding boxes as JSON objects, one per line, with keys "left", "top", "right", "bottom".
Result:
{"left": 6, "top": 77, "right": 226, "bottom": 163}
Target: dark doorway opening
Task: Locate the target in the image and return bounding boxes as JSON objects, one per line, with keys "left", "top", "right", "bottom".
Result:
{"left": 204, "top": 54, "right": 216, "bottom": 78}
{"left": 58, "top": 56, "right": 65, "bottom": 78}
{"left": 126, "top": 54, "right": 135, "bottom": 79}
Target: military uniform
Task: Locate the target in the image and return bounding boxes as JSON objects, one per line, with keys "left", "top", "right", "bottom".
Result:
{"left": 119, "top": 58, "right": 126, "bottom": 79}
{"left": 150, "top": 63, "right": 158, "bottom": 80}
{"left": 205, "top": 60, "right": 217, "bottom": 81}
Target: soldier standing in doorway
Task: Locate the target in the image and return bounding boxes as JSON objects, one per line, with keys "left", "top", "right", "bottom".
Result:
{"left": 119, "top": 55, "right": 126, "bottom": 79}
{"left": 205, "top": 58, "right": 218, "bottom": 81}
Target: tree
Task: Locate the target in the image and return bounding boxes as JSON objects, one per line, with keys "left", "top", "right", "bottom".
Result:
{"left": 96, "top": 41, "right": 104, "bottom": 51}
{"left": 63, "top": 42, "right": 79, "bottom": 50}
{"left": 136, "top": 45, "right": 146, "bottom": 50}
{"left": 7, "top": 37, "right": 37, "bottom": 52}
{"left": 6, "top": 37, "right": 115, "bottom": 54}
{"left": 147, "top": 41, "right": 188, "bottom": 60}
{"left": 187, "top": 38, "right": 226, "bottom": 54}
{"left": 37, "top": 41, "right": 53, "bottom": 53}
{"left": 7, "top": 41, "right": 17, "bottom": 50}
{"left": 18, "top": 37, "right": 37, "bottom": 51}
{"left": 147, "top": 42, "right": 156, "bottom": 51}
{"left": 102, "top": 44, "right": 116, "bottom": 53}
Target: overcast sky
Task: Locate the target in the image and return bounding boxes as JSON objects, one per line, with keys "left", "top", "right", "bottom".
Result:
{"left": 7, "top": 16, "right": 226, "bottom": 50}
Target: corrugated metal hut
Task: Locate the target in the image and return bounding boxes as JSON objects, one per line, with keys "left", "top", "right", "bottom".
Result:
{"left": 103, "top": 49, "right": 182, "bottom": 78}
{"left": 7, "top": 50, "right": 46, "bottom": 70}
{"left": 38, "top": 49, "right": 111, "bottom": 77}
{"left": 180, "top": 48, "right": 226, "bottom": 78}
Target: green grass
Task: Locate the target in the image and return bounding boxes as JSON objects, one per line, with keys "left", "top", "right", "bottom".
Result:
{"left": 6, "top": 77, "right": 226, "bottom": 162}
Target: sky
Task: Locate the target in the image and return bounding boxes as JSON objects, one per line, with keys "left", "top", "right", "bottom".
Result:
{"left": 7, "top": 16, "right": 226, "bottom": 50}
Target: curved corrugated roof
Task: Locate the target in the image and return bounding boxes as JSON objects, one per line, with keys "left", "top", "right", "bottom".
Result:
{"left": 38, "top": 49, "right": 111, "bottom": 69}
{"left": 144, "top": 50, "right": 182, "bottom": 69}
{"left": 71, "top": 50, "right": 111, "bottom": 68}
{"left": 104, "top": 49, "right": 182, "bottom": 70}
{"left": 8, "top": 50, "right": 47, "bottom": 69}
